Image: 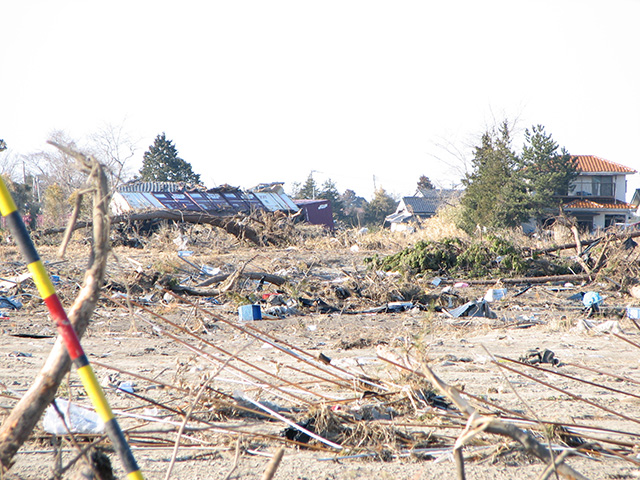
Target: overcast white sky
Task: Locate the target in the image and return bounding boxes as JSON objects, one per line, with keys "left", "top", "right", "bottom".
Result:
{"left": 1, "top": 0, "right": 639, "bottom": 200}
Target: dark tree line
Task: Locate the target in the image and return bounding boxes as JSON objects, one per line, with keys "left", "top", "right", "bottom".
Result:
{"left": 290, "top": 172, "right": 398, "bottom": 227}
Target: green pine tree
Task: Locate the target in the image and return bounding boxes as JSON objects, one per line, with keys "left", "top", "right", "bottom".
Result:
{"left": 521, "top": 125, "right": 577, "bottom": 222}
{"left": 459, "top": 121, "right": 529, "bottom": 232}
{"left": 417, "top": 175, "right": 435, "bottom": 191}
{"left": 139, "top": 133, "right": 201, "bottom": 184}
{"left": 293, "top": 172, "right": 318, "bottom": 199}
{"left": 364, "top": 188, "right": 397, "bottom": 226}
{"left": 317, "top": 179, "right": 345, "bottom": 221}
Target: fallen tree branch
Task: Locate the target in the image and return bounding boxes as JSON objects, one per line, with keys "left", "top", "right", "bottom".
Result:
{"left": 260, "top": 447, "right": 285, "bottom": 480}
{"left": 0, "top": 144, "right": 111, "bottom": 471}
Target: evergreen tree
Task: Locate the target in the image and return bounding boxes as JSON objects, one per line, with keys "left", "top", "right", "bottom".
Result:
{"left": 364, "top": 188, "right": 397, "bottom": 225}
{"left": 139, "top": 133, "right": 201, "bottom": 184}
{"left": 317, "top": 179, "right": 345, "bottom": 221}
{"left": 521, "top": 125, "right": 577, "bottom": 222}
{"left": 460, "top": 121, "right": 529, "bottom": 232}
{"left": 417, "top": 175, "right": 435, "bottom": 191}
{"left": 292, "top": 172, "right": 318, "bottom": 199}
{"left": 339, "top": 189, "right": 367, "bottom": 226}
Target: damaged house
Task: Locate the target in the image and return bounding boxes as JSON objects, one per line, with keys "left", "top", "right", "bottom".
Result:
{"left": 385, "top": 188, "right": 462, "bottom": 231}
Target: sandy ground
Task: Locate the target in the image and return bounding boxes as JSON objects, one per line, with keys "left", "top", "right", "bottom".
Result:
{"left": 1, "top": 242, "right": 640, "bottom": 479}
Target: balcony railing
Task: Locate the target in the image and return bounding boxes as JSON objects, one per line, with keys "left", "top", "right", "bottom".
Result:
{"left": 567, "top": 179, "right": 616, "bottom": 200}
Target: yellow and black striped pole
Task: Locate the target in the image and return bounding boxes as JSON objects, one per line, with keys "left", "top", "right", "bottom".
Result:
{"left": 0, "top": 177, "right": 144, "bottom": 480}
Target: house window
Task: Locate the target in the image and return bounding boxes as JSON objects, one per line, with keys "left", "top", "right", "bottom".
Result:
{"left": 604, "top": 214, "right": 627, "bottom": 228}
{"left": 574, "top": 214, "right": 594, "bottom": 232}
{"left": 592, "top": 176, "right": 614, "bottom": 197}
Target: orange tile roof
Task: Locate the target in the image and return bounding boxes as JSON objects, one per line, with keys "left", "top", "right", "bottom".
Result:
{"left": 572, "top": 155, "right": 636, "bottom": 174}
{"left": 564, "top": 199, "right": 635, "bottom": 210}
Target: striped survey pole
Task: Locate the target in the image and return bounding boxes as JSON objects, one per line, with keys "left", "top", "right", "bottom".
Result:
{"left": 0, "top": 177, "right": 144, "bottom": 480}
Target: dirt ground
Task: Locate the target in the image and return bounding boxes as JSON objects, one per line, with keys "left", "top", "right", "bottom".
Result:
{"left": 2, "top": 236, "right": 640, "bottom": 480}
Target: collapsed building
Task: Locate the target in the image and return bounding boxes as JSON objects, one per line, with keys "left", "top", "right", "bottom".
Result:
{"left": 111, "top": 181, "right": 334, "bottom": 229}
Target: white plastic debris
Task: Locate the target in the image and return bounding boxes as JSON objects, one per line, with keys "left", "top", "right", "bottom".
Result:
{"left": 201, "top": 265, "right": 221, "bottom": 276}
{"left": 484, "top": 288, "right": 507, "bottom": 303}
{"left": 173, "top": 235, "right": 189, "bottom": 249}
{"left": 626, "top": 307, "right": 640, "bottom": 320}
{"left": 43, "top": 399, "right": 104, "bottom": 435}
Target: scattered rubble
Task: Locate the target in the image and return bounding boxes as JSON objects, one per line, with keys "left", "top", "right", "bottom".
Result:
{"left": 3, "top": 214, "right": 640, "bottom": 478}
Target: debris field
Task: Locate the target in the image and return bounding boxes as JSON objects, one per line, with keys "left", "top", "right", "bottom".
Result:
{"left": 2, "top": 222, "right": 640, "bottom": 480}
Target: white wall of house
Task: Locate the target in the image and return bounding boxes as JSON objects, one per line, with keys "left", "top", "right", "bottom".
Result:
{"left": 593, "top": 213, "right": 605, "bottom": 230}
{"left": 617, "top": 175, "right": 627, "bottom": 202}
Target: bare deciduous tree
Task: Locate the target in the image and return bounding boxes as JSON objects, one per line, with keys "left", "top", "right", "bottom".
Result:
{"left": 0, "top": 149, "right": 23, "bottom": 181}
{"left": 22, "top": 130, "right": 86, "bottom": 200}
{"left": 88, "top": 121, "right": 138, "bottom": 187}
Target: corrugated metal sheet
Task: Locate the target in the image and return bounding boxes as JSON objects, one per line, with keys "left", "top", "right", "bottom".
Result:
{"left": 573, "top": 156, "right": 636, "bottom": 174}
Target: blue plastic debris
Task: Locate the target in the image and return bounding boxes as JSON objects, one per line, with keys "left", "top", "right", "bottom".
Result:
{"left": 0, "top": 297, "right": 22, "bottom": 310}
{"left": 582, "top": 292, "right": 603, "bottom": 309}
{"left": 238, "top": 304, "right": 262, "bottom": 321}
